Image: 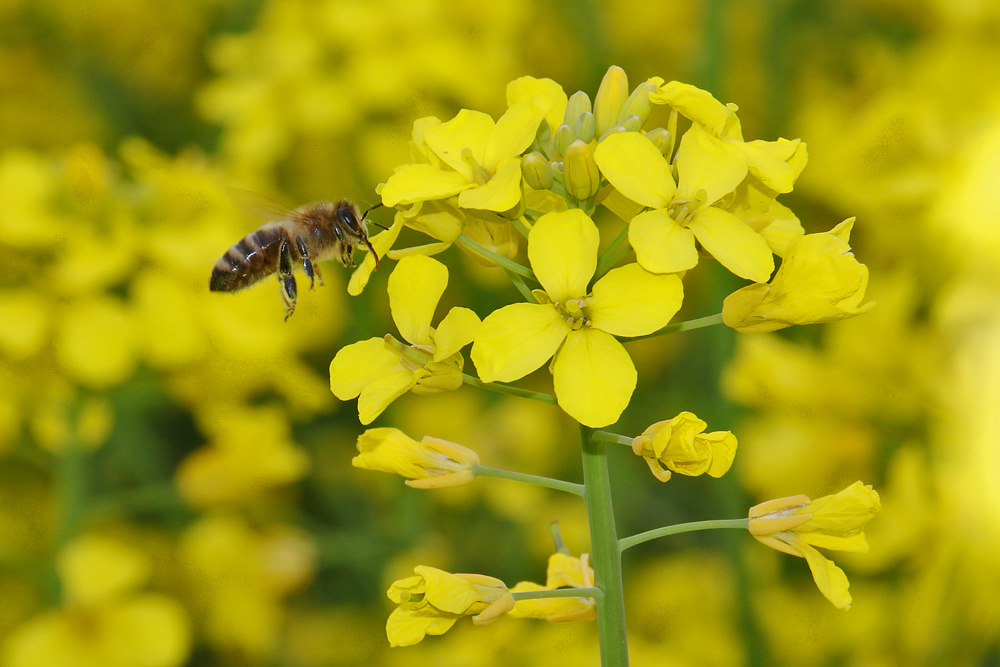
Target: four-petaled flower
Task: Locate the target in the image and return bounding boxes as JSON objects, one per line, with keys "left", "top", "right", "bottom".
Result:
{"left": 749, "top": 481, "right": 881, "bottom": 609}
{"left": 594, "top": 128, "right": 775, "bottom": 282}
{"left": 386, "top": 566, "right": 514, "bottom": 647}
{"left": 471, "top": 209, "right": 684, "bottom": 427}
{"left": 631, "top": 411, "right": 737, "bottom": 482}
{"left": 330, "top": 255, "right": 480, "bottom": 424}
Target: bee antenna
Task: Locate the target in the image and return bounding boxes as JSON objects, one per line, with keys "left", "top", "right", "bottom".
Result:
{"left": 361, "top": 202, "right": 384, "bottom": 220}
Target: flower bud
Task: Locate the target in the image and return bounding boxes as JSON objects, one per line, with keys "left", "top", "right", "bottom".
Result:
{"left": 534, "top": 119, "right": 552, "bottom": 155}
{"left": 619, "top": 114, "right": 643, "bottom": 133}
{"left": 593, "top": 65, "right": 629, "bottom": 135}
{"left": 616, "top": 81, "right": 656, "bottom": 127}
{"left": 573, "top": 111, "right": 596, "bottom": 143}
{"left": 552, "top": 123, "right": 575, "bottom": 159}
{"left": 522, "top": 151, "right": 555, "bottom": 190}
{"left": 563, "top": 90, "right": 593, "bottom": 126}
{"left": 643, "top": 127, "right": 672, "bottom": 155}
{"left": 562, "top": 140, "right": 601, "bottom": 200}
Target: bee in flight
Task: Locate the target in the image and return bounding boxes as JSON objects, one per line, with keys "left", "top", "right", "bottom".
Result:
{"left": 210, "top": 198, "right": 383, "bottom": 321}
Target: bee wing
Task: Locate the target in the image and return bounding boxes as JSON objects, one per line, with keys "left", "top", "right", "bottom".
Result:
{"left": 226, "top": 187, "right": 300, "bottom": 224}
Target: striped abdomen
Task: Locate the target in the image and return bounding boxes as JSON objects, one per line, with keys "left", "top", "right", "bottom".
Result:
{"left": 209, "top": 223, "right": 285, "bottom": 292}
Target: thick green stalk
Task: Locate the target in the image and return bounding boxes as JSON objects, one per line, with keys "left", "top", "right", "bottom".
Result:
{"left": 580, "top": 425, "right": 628, "bottom": 666}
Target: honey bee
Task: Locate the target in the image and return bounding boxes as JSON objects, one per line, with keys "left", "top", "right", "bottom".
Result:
{"left": 210, "top": 199, "right": 382, "bottom": 321}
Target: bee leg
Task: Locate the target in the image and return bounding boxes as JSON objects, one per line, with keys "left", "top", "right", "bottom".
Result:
{"left": 279, "top": 238, "right": 298, "bottom": 321}
{"left": 312, "top": 263, "right": 324, "bottom": 287}
{"left": 342, "top": 244, "right": 355, "bottom": 267}
{"left": 295, "top": 236, "right": 317, "bottom": 290}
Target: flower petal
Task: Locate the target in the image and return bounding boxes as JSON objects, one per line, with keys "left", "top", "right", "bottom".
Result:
{"left": 381, "top": 164, "right": 473, "bottom": 207}
{"left": 330, "top": 338, "right": 403, "bottom": 400}
{"left": 506, "top": 76, "right": 568, "bottom": 131}
{"left": 675, "top": 126, "right": 748, "bottom": 205}
{"left": 528, "top": 209, "right": 599, "bottom": 302}
{"left": 688, "top": 207, "right": 774, "bottom": 283}
{"left": 358, "top": 368, "right": 423, "bottom": 425}
{"left": 484, "top": 101, "right": 546, "bottom": 168}
{"left": 388, "top": 255, "right": 448, "bottom": 346}
{"left": 589, "top": 263, "right": 684, "bottom": 337}
{"left": 650, "top": 80, "right": 733, "bottom": 134}
{"left": 594, "top": 132, "right": 676, "bottom": 209}
{"left": 432, "top": 306, "right": 481, "bottom": 361}
{"left": 471, "top": 303, "right": 568, "bottom": 383}
{"left": 425, "top": 109, "right": 495, "bottom": 175}
{"left": 628, "top": 209, "right": 698, "bottom": 274}
{"left": 553, "top": 328, "right": 636, "bottom": 428}
{"left": 458, "top": 157, "right": 523, "bottom": 212}
{"left": 800, "top": 542, "right": 853, "bottom": 610}
{"left": 348, "top": 216, "right": 404, "bottom": 296}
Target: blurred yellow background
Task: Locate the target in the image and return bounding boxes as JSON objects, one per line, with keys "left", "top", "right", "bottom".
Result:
{"left": 1, "top": 0, "right": 999, "bottom": 665}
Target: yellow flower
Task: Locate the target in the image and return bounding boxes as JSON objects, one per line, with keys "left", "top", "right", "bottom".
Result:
{"left": 386, "top": 566, "right": 514, "bottom": 647}
{"left": 471, "top": 209, "right": 683, "bottom": 427}
{"left": 722, "top": 218, "right": 875, "bottom": 332}
{"left": 631, "top": 412, "right": 737, "bottom": 482}
{"left": 330, "top": 255, "right": 480, "bottom": 424}
{"left": 353, "top": 427, "right": 480, "bottom": 489}
{"left": 381, "top": 100, "right": 545, "bottom": 213}
{"left": 594, "top": 129, "right": 775, "bottom": 282}
{"left": 509, "top": 552, "right": 597, "bottom": 622}
{"left": 748, "top": 481, "right": 881, "bottom": 609}
{"left": 2, "top": 535, "right": 191, "bottom": 667}
{"left": 649, "top": 79, "right": 808, "bottom": 193}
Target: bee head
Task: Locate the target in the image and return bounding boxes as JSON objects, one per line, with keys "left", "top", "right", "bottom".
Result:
{"left": 335, "top": 200, "right": 380, "bottom": 268}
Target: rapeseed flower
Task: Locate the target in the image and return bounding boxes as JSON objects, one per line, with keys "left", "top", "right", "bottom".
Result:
{"left": 471, "top": 209, "right": 683, "bottom": 427}
{"left": 386, "top": 566, "right": 514, "bottom": 647}
{"left": 722, "top": 218, "right": 875, "bottom": 332}
{"left": 631, "top": 412, "right": 737, "bottom": 482}
{"left": 595, "top": 128, "right": 774, "bottom": 282}
{"left": 330, "top": 255, "right": 480, "bottom": 424}
{"left": 352, "top": 427, "right": 479, "bottom": 488}
{"left": 749, "top": 481, "right": 881, "bottom": 609}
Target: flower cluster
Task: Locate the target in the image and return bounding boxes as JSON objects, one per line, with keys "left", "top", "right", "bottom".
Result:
{"left": 330, "top": 65, "right": 872, "bottom": 429}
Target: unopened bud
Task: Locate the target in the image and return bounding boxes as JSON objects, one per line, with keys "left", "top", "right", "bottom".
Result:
{"left": 619, "top": 114, "right": 643, "bottom": 133}
{"left": 644, "top": 127, "right": 672, "bottom": 155}
{"left": 563, "top": 140, "right": 601, "bottom": 200}
{"left": 564, "top": 91, "right": 593, "bottom": 127}
{"left": 597, "top": 124, "right": 627, "bottom": 143}
{"left": 552, "top": 123, "right": 575, "bottom": 159}
{"left": 534, "top": 119, "right": 552, "bottom": 155}
{"left": 593, "top": 65, "right": 629, "bottom": 135}
{"left": 617, "top": 81, "right": 656, "bottom": 128}
{"left": 573, "top": 112, "right": 596, "bottom": 143}
{"left": 522, "top": 151, "right": 554, "bottom": 190}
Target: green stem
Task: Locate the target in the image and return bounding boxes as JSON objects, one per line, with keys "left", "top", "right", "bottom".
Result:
{"left": 512, "top": 586, "right": 603, "bottom": 602}
{"left": 618, "top": 518, "right": 749, "bottom": 552}
{"left": 591, "top": 431, "right": 634, "bottom": 448}
{"left": 580, "top": 425, "right": 629, "bottom": 666}
{"left": 622, "top": 313, "right": 724, "bottom": 343}
{"left": 473, "top": 465, "right": 585, "bottom": 497}
{"left": 505, "top": 268, "right": 538, "bottom": 303}
{"left": 594, "top": 225, "right": 631, "bottom": 280}
{"left": 461, "top": 373, "right": 557, "bottom": 404}
{"left": 456, "top": 233, "right": 536, "bottom": 281}
{"left": 512, "top": 216, "right": 532, "bottom": 238}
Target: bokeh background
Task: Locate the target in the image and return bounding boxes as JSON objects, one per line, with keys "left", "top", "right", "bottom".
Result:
{"left": 2, "top": 0, "right": 1000, "bottom": 665}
